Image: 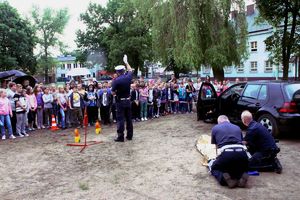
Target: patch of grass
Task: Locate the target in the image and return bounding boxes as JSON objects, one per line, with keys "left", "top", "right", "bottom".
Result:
{"left": 79, "top": 182, "right": 89, "bottom": 191}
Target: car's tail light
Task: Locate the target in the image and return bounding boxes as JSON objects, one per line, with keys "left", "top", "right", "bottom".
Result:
{"left": 279, "top": 102, "right": 298, "bottom": 113}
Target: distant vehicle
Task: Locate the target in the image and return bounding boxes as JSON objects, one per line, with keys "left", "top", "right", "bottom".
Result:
{"left": 197, "top": 81, "right": 300, "bottom": 137}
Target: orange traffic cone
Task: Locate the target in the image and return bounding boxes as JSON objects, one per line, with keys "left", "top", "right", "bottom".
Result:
{"left": 50, "top": 115, "right": 59, "bottom": 131}
{"left": 95, "top": 121, "right": 101, "bottom": 135}
{"left": 74, "top": 128, "right": 80, "bottom": 143}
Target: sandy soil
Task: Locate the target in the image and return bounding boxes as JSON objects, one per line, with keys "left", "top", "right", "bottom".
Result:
{"left": 0, "top": 113, "right": 299, "bottom": 200}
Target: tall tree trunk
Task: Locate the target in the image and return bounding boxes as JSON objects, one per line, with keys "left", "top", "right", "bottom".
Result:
{"left": 282, "top": 0, "right": 289, "bottom": 80}
{"left": 44, "top": 49, "right": 49, "bottom": 84}
{"left": 212, "top": 66, "right": 224, "bottom": 81}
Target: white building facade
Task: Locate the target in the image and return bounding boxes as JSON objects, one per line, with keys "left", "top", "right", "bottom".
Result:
{"left": 199, "top": 4, "right": 297, "bottom": 80}
{"left": 55, "top": 55, "right": 98, "bottom": 82}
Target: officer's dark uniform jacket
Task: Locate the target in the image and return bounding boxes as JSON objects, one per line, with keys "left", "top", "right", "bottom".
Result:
{"left": 244, "top": 121, "right": 279, "bottom": 154}
{"left": 112, "top": 71, "right": 133, "bottom": 100}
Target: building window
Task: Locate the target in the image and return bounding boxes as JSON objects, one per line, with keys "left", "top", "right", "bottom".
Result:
{"left": 87, "top": 74, "right": 91, "bottom": 78}
{"left": 93, "top": 72, "right": 96, "bottom": 78}
{"left": 203, "top": 66, "right": 211, "bottom": 74}
{"left": 250, "top": 41, "right": 257, "bottom": 52}
{"left": 67, "top": 64, "right": 71, "bottom": 69}
{"left": 61, "top": 74, "right": 65, "bottom": 78}
{"left": 236, "top": 65, "right": 244, "bottom": 73}
{"left": 250, "top": 61, "right": 258, "bottom": 72}
{"left": 224, "top": 66, "right": 232, "bottom": 74}
{"left": 264, "top": 61, "right": 273, "bottom": 72}
{"left": 61, "top": 64, "right": 65, "bottom": 70}
{"left": 74, "top": 63, "right": 77, "bottom": 68}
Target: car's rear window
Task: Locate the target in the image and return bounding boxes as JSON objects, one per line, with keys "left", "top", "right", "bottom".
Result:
{"left": 284, "top": 84, "right": 300, "bottom": 100}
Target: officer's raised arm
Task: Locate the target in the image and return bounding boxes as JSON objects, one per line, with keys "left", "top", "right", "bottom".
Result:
{"left": 123, "top": 54, "right": 133, "bottom": 72}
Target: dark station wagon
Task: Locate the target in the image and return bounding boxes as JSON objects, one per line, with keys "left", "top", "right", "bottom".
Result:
{"left": 197, "top": 81, "right": 300, "bottom": 137}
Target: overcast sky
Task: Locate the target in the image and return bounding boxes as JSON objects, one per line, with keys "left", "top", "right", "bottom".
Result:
{"left": 6, "top": 0, "right": 254, "bottom": 56}
{"left": 7, "top": 0, "right": 108, "bottom": 55}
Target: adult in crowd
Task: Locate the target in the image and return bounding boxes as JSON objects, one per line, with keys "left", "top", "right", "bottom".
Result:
{"left": 241, "top": 110, "right": 282, "bottom": 173}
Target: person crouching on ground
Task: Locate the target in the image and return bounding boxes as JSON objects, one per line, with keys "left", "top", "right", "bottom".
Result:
{"left": 209, "top": 115, "right": 249, "bottom": 188}
{"left": 0, "top": 89, "right": 16, "bottom": 140}
{"left": 241, "top": 110, "right": 282, "bottom": 173}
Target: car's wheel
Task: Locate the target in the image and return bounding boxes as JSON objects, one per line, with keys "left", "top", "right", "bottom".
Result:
{"left": 258, "top": 114, "right": 280, "bottom": 138}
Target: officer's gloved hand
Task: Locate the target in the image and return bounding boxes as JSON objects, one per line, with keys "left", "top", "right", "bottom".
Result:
{"left": 207, "top": 159, "right": 216, "bottom": 173}
{"left": 123, "top": 54, "right": 128, "bottom": 64}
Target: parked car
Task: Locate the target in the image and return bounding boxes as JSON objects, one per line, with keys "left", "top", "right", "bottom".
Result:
{"left": 197, "top": 80, "right": 300, "bottom": 137}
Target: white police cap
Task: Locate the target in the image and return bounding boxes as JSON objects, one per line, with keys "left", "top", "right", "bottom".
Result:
{"left": 115, "top": 65, "right": 125, "bottom": 71}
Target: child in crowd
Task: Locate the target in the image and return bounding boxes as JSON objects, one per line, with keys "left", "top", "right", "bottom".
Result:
{"left": 26, "top": 86, "right": 37, "bottom": 131}
{"left": 130, "top": 83, "right": 140, "bottom": 121}
{"left": 148, "top": 83, "right": 154, "bottom": 119}
{"left": 35, "top": 85, "right": 44, "bottom": 129}
{"left": 65, "top": 84, "right": 72, "bottom": 128}
{"left": 7, "top": 82, "right": 17, "bottom": 135}
{"left": 14, "top": 85, "right": 28, "bottom": 137}
{"left": 179, "top": 82, "right": 187, "bottom": 113}
{"left": 186, "top": 79, "right": 196, "bottom": 113}
{"left": 0, "top": 89, "right": 16, "bottom": 139}
{"left": 139, "top": 82, "right": 148, "bottom": 121}
{"left": 42, "top": 87, "right": 53, "bottom": 128}
{"left": 77, "top": 83, "right": 87, "bottom": 116}
{"left": 57, "top": 86, "right": 68, "bottom": 129}
{"left": 50, "top": 85, "right": 59, "bottom": 124}
{"left": 153, "top": 84, "right": 161, "bottom": 118}
{"left": 166, "top": 83, "right": 173, "bottom": 113}
{"left": 69, "top": 86, "right": 83, "bottom": 128}
{"left": 86, "top": 84, "right": 98, "bottom": 126}
{"left": 98, "top": 82, "right": 112, "bottom": 125}
{"left": 172, "top": 84, "right": 179, "bottom": 113}
{"left": 160, "top": 83, "right": 167, "bottom": 115}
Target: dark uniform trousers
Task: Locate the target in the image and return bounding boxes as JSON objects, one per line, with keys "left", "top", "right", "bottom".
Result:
{"left": 211, "top": 150, "right": 248, "bottom": 186}
{"left": 248, "top": 148, "right": 280, "bottom": 171}
{"left": 116, "top": 100, "right": 133, "bottom": 139}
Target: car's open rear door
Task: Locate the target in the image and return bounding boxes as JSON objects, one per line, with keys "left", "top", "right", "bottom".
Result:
{"left": 197, "top": 82, "right": 218, "bottom": 121}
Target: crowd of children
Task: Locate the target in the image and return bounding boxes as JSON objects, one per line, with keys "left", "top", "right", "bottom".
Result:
{"left": 1, "top": 75, "right": 232, "bottom": 140}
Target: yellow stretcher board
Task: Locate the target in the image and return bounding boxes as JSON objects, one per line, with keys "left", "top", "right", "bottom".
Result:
{"left": 196, "top": 135, "right": 217, "bottom": 166}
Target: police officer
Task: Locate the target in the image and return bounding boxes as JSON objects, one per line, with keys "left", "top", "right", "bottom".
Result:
{"left": 241, "top": 110, "right": 282, "bottom": 173}
{"left": 209, "top": 115, "right": 249, "bottom": 188}
{"left": 111, "top": 55, "right": 133, "bottom": 142}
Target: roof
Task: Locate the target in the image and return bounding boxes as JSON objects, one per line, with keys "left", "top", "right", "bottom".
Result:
{"left": 246, "top": 10, "right": 272, "bottom": 33}
{"left": 56, "top": 55, "right": 76, "bottom": 62}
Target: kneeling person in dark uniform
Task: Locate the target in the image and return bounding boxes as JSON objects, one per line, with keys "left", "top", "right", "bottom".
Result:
{"left": 241, "top": 110, "right": 282, "bottom": 173}
{"left": 210, "top": 115, "right": 249, "bottom": 188}
{"left": 111, "top": 55, "right": 133, "bottom": 142}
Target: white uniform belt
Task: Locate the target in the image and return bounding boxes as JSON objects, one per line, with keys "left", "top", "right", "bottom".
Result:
{"left": 217, "top": 144, "right": 252, "bottom": 158}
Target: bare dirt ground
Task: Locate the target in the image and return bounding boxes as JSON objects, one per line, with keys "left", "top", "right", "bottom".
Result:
{"left": 0, "top": 113, "right": 299, "bottom": 200}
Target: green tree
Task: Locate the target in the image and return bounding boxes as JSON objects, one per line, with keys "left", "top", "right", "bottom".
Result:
{"left": 0, "top": 2, "right": 36, "bottom": 74}
{"left": 31, "top": 7, "right": 69, "bottom": 83}
{"left": 76, "top": 0, "right": 152, "bottom": 74}
{"left": 257, "top": 0, "right": 300, "bottom": 80}
{"left": 145, "top": 0, "right": 247, "bottom": 80}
